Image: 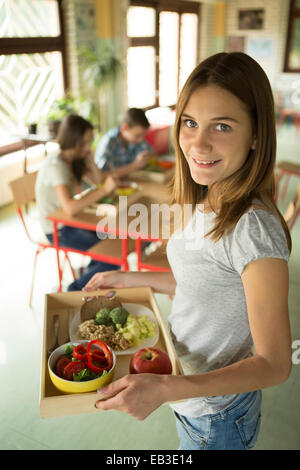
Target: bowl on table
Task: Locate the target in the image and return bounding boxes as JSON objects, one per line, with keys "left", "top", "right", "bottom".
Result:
{"left": 48, "top": 341, "right": 116, "bottom": 394}
{"left": 116, "top": 181, "right": 138, "bottom": 196}
{"left": 157, "top": 160, "right": 174, "bottom": 169}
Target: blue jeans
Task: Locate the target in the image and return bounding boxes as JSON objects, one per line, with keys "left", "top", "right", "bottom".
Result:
{"left": 46, "top": 226, "right": 120, "bottom": 291}
{"left": 46, "top": 225, "right": 102, "bottom": 252}
{"left": 174, "top": 390, "right": 262, "bottom": 450}
{"left": 67, "top": 260, "right": 119, "bottom": 291}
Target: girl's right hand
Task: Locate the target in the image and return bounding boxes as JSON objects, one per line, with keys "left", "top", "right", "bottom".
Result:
{"left": 83, "top": 270, "right": 127, "bottom": 292}
{"left": 103, "top": 175, "right": 118, "bottom": 195}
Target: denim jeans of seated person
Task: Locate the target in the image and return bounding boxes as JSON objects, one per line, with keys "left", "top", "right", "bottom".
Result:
{"left": 174, "top": 389, "right": 262, "bottom": 450}
{"left": 67, "top": 260, "right": 119, "bottom": 291}
{"left": 46, "top": 226, "right": 120, "bottom": 291}
{"left": 46, "top": 225, "right": 102, "bottom": 252}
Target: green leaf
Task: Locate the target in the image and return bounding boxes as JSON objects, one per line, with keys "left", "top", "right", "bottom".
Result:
{"left": 73, "top": 368, "right": 89, "bottom": 382}
{"left": 65, "top": 344, "right": 74, "bottom": 358}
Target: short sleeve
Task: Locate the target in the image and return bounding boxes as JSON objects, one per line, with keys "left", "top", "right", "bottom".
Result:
{"left": 46, "top": 155, "right": 72, "bottom": 187}
{"left": 94, "top": 134, "right": 113, "bottom": 171}
{"left": 228, "top": 209, "right": 290, "bottom": 276}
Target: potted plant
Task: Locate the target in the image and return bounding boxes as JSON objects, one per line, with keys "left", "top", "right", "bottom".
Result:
{"left": 47, "top": 95, "right": 95, "bottom": 138}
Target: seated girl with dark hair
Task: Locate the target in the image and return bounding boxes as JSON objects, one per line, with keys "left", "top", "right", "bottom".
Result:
{"left": 35, "top": 113, "right": 120, "bottom": 290}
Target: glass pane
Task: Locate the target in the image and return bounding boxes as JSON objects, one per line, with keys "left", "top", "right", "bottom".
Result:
{"left": 0, "top": 52, "right": 64, "bottom": 138}
{"left": 0, "top": 0, "right": 60, "bottom": 38}
{"left": 289, "top": 18, "right": 300, "bottom": 69}
{"left": 159, "top": 11, "right": 179, "bottom": 107}
{"left": 127, "top": 6, "right": 155, "bottom": 37}
{"left": 179, "top": 13, "right": 198, "bottom": 91}
{"left": 127, "top": 46, "right": 156, "bottom": 108}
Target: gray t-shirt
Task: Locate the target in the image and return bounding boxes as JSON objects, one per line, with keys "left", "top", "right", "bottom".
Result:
{"left": 166, "top": 204, "right": 289, "bottom": 418}
{"left": 35, "top": 149, "right": 77, "bottom": 234}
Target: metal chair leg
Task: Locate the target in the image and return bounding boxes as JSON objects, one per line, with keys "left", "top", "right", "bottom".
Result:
{"left": 288, "top": 208, "right": 300, "bottom": 231}
{"left": 64, "top": 252, "right": 76, "bottom": 281}
{"left": 281, "top": 175, "right": 291, "bottom": 201}
{"left": 29, "top": 247, "right": 41, "bottom": 307}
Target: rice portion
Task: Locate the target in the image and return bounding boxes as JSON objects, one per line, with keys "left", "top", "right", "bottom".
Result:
{"left": 77, "top": 320, "right": 132, "bottom": 351}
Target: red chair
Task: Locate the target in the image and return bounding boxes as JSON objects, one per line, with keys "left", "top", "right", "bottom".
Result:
{"left": 145, "top": 125, "right": 172, "bottom": 155}
{"left": 276, "top": 161, "right": 300, "bottom": 202}
{"left": 9, "top": 171, "right": 76, "bottom": 306}
{"left": 275, "top": 90, "right": 300, "bottom": 134}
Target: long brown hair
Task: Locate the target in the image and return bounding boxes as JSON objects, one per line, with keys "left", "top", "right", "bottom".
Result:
{"left": 57, "top": 113, "right": 93, "bottom": 182}
{"left": 170, "top": 52, "right": 292, "bottom": 252}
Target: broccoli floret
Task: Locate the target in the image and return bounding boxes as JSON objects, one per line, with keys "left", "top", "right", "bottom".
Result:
{"left": 95, "top": 308, "right": 114, "bottom": 326}
{"left": 109, "top": 307, "right": 129, "bottom": 327}
{"left": 99, "top": 196, "right": 116, "bottom": 205}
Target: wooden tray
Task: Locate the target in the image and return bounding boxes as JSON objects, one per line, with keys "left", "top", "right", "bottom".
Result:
{"left": 39, "top": 287, "right": 183, "bottom": 418}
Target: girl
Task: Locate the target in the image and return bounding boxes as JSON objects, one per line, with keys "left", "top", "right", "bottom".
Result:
{"left": 83, "top": 53, "right": 292, "bottom": 450}
{"left": 35, "top": 113, "right": 120, "bottom": 287}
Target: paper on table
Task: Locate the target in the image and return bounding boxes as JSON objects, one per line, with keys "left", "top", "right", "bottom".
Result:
{"left": 83, "top": 203, "right": 117, "bottom": 216}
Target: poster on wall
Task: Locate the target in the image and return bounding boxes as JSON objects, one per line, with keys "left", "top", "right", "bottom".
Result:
{"left": 75, "top": 1, "right": 96, "bottom": 49}
{"left": 238, "top": 9, "right": 264, "bottom": 30}
{"left": 246, "top": 38, "right": 274, "bottom": 59}
{"left": 227, "top": 36, "right": 245, "bottom": 53}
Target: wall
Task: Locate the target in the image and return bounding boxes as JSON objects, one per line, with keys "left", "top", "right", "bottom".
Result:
{"left": 62, "top": 0, "right": 128, "bottom": 134}
{"left": 225, "top": 0, "right": 300, "bottom": 89}
{"left": 184, "top": 0, "right": 229, "bottom": 61}
{"left": 94, "top": 0, "right": 129, "bottom": 131}
{"left": 189, "top": 0, "right": 300, "bottom": 97}
{"left": 63, "top": 0, "right": 98, "bottom": 96}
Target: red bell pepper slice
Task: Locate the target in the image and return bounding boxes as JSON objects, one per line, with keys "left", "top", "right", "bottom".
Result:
{"left": 90, "top": 349, "right": 107, "bottom": 364}
{"left": 73, "top": 344, "right": 87, "bottom": 362}
{"left": 86, "top": 340, "right": 113, "bottom": 374}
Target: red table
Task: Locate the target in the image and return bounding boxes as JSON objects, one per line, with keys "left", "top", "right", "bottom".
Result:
{"left": 47, "top": 209, "right": 132, "bottom": 292}
{"left": 47, "top": 183, "right": 171, "bottom": 291}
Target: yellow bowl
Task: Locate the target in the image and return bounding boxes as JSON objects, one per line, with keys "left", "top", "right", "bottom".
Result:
{"left": 116, "top": 187, "right": 135, "bottom": 196}
{"left": 48, "top": 341, "right": 116, "bottom": 394}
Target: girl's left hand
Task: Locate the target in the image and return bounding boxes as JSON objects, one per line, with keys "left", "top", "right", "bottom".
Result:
{"left": 95, "top": 373, "right": 167, "bottom": 421}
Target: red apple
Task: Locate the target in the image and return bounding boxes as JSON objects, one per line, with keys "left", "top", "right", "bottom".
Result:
{"left": 129, "top": 347, "right": 172, "bottom": 375}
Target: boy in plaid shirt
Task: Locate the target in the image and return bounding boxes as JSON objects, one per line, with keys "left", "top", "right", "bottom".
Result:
{"left": 94, "top": 108, "right": 153, "bottom": 178}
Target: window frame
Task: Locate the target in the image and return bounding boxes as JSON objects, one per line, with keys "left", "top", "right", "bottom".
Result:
{"left": 0, "top": 0, "right": 68, "bottom": 89}
{"left": 284, "top": 0, "right": 300, "bottom": 73}
{"left": 128, "top": 0, "right": 200, "bottom": 110}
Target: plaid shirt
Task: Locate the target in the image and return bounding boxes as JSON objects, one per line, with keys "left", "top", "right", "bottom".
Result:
{"left": 94, "top": 126, "right": 153, "bottom": 172}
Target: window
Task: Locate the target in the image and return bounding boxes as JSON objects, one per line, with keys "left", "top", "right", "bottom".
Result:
{"left": 284, "top": 0, "right": 300, "bottom": 72}
{"left": 127, "top": 0, "right": 200, "bottom": 109}
{"left": 0, "top": 0, "right": 67, "bottom": 138}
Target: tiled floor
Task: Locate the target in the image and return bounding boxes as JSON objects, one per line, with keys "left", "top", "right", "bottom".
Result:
{"left": 1, "top": 123, "right": 299, "bottom": 450}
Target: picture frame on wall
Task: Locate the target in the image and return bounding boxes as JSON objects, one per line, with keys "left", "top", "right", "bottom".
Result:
{"left": 238, "top": 9, "right": 265, "bottom": 30}
{"left": 246, "top": 38, "right": 274, "bottom": 59}
{"left": 227, "top": 36, "right": 245, "bottom": 53}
